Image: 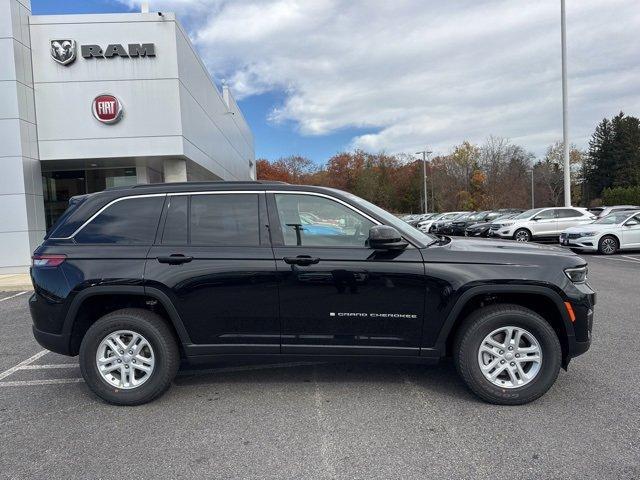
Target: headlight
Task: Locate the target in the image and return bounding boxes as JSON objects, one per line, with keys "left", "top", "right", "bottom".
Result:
{"left": 578, "top": 232, "right": 597, "bottom": 237}
{"left": 565, "top": 266, "right": 588, "bottom": 283}
{"left": 501, "top": 222, "right": 514, "bottom": 227}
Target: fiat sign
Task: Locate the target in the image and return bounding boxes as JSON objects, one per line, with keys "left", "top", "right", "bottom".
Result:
{"left": 92, "top": 94, "right": 123, "bottom": 124}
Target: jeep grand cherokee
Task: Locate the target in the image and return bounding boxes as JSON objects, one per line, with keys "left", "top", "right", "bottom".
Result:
{"left": 30, "top": 182, "right": 594, "bottom": 405}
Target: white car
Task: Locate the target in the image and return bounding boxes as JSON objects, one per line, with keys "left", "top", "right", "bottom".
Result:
{"left": 560, "top": 210, "right": 640, "bottom": 255}
{"left": 416, "top": 213, "right": 444, "bottom": 233}
{"left": 489, "top": 207, "right": 596, "bottom": 242}
{"left": 419, "top": 211, "right": 467, "bottom": 233}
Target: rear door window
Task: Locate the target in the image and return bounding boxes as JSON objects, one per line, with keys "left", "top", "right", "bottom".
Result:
{"left": 74, "top": 196, "right": 164, "bottom": 244}
{"left": 190, "top": 194, "right": 260, "bottom": 246}
{"left": 557, "top": 209, "right": 582, "bottom": 218}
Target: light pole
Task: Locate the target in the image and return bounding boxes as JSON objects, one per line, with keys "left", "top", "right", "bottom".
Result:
{"left": 561, "top": 0, "right": 571, "bottom": 206}
{"left": 529, "top": 169, "right": 535, "bottom": 208}
{"left": 416, "top": 150, "right": 431, "bottom": 213}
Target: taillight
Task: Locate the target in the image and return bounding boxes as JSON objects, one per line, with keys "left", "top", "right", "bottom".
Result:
{"left": 32, "top": 254, "right": 66, "bottom": 267}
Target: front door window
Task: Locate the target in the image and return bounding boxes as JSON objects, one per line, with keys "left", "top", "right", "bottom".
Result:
{"left": 275, "top": 194, "right": 374, "bottom": 247}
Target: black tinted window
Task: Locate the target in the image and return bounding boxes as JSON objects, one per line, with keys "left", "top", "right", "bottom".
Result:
{"left": 557, "top": 209, "right": 582, "bottom": 218}
{"left": 190, "top": 194, "right": 259, "bottom": 246}
{"left": 161, "top": 196, "right": 188, "bottom": 245}
{"left": 75, "top": 196, "right": 163, "bottom": 244}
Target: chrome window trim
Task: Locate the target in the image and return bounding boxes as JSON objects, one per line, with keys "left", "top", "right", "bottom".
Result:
{"left": 267, "top": 190, "right": 381, "bottom": 226}
{"left": 51, "top": 189, "right": 415, "bottom": 247}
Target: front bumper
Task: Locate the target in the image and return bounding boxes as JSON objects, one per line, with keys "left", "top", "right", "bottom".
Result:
{"left": 559, "top": 234, "right": 598, "bottom": 251}
{"left": 465, "top": 228, "right": 488, "bottom": 237}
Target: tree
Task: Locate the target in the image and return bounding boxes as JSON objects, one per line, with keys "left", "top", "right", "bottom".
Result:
{"left": 585, "top": 112, "right": 640, "bottom": 204}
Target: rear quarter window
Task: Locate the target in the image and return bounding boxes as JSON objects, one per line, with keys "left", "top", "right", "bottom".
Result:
{"left": 74, "top": 196, "right": 164, "bottom": 245}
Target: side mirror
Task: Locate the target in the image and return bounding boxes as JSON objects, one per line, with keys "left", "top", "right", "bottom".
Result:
{"left": 531, "top": 216, "right": 540, "bottom": 221}
{"left": 368, "top": 225, "right": 408, "bottom": 250}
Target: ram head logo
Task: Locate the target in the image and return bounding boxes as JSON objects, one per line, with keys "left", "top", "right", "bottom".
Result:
{"left": 50, "top": 39, "right": 76, "bottom": 66}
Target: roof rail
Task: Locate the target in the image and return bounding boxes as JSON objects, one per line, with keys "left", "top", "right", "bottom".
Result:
{"left": 105, "top": 180, "right": 289, "bottom": 191}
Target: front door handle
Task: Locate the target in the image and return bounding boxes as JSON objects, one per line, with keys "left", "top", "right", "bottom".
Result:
{"left": 157, "top": 254, "right": 193, "bottom": 265}
{"left": 283, "top": 255, "right": 320, "bottom": 266}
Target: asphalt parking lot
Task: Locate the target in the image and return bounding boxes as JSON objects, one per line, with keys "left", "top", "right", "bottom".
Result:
{"left": 1, "top": 253, "right": 639, "bottom": 480}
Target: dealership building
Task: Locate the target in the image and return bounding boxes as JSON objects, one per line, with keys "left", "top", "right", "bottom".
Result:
{"left": 0, "top": 0, "right": 255, "bottom": 273}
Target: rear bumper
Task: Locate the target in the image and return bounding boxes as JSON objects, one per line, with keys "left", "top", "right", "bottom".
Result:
{"left": 32, "top": 326, "right": 72, "bottom": 356}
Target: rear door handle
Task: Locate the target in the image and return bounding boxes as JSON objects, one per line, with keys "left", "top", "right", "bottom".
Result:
{"left": 157, "top": 254, "right": 193, "bottom": 265}
{"left": 283, "top": 255, "right": 320, "bottom": 266}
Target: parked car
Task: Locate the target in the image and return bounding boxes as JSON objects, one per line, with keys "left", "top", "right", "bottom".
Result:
{"left": 431, "top": 211, "right": 469, "bottom": 234}
{"left": 416, "top": 213, "right": 444, "bottom": 233}
{"left": 560, "top": 210, "right": 640, "bottom": 255}
{"left": 489, "top": 207, "right": 596, "bottom": 242}
{"left": 465, "top": 211, "right": 521, "bottom": 237}
{"left": 406, "top": 212, "right": 438, "bottom": 227}
{"left": 587, "top": 205, "right": 640, "bottom": 219}
{"left": 30, "top": 182, "right": 593, "bottom": 406}
{"left": 439, "top": 212, "right": 478, "bottom": 235}
{"left": 449, "top": 210, "right": 520, "bottom": 236}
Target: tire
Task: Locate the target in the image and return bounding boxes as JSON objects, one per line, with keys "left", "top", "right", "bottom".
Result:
{"left": 598, "top": 235, "right": 618, "bottom": 255}
{"left": 79, "top": 308, "right": 180, "bottom": 406}
{"left": 513, "top": 228, "right": 531, "bottom": 242}
{"left": 453, "top": 304, "right": 562, "bottom": 405}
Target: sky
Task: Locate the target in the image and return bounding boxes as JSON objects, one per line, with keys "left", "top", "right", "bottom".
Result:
{"left": 32, "top": 0, "right": 640, "bottom": 164}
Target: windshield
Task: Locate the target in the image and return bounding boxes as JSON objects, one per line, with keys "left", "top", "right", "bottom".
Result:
{"left": 513, "top": 208, "right": 543, "bottom": 220}
{"left": 468, "top": 212, "right": 487, "bottom": 221}
{"left": 455, "top": 213, "right": 474, "bottom": 221}
{"left": 594, "top": 211, "right": 637, "bottom": 225}
{"left": 333, "top": 189, "right": 436, "bottom": 244}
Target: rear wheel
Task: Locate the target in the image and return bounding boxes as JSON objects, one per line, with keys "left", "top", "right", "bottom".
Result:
{"left": 598, "top": 235, "right": 618, "bottom": 255}
{"left": 453, "top": 304, "right": 561, "bottom": 405}
{"left": 514, "top": 228, "right": 531, "bottom": 242}
{"left": 79, "top": 308, "right": 180, "bottom": 406}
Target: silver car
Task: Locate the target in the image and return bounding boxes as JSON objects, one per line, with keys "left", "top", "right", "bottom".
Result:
{"left": 490, "top": 207, "right": 596, "bottom": 242}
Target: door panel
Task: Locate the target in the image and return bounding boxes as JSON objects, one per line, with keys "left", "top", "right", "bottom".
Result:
{"left": 268, "top": 192, "right": 426, "bottom": 356}
{"left": 145, "top": 246, "right": 279, "bottom": 351}
{"left": 144, "top": 192, "right": 280, "bottom": 353}
{"left": 274, "top": 246, "right": 426, "bottom": 354}
{"left": 531, "top": 209, "right": 558, "bottom": 236}
{"left": 622, "top": 216, "right": 640, "bottom": 247}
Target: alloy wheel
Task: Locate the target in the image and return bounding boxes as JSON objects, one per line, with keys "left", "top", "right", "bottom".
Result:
{"left": 96, "top": 330, "right": 155, "bottom": 389}
{"left": 600, "top": 237, "right": 617, "bottom": 254}
{"left": 477, "top": 326, "right": 542, "bottom": 388}
{"left": 515, "top": 230, "right": 530, "bottom": 242}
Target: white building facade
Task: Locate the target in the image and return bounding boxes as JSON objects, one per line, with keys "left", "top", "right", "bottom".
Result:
{"left": 0, "top": 1, "right": 255, "bottom": 273}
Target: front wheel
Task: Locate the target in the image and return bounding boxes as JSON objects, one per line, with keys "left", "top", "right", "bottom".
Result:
{"left": 453, "top": 304, "right": 562, "bottom": 405}
{"left": 513, "top": 228, "right": 531, "bottom": 242}
{"left": 598, "top": 235, "right": 618, "bottom": 255}
{"left": 79, "top": 309, "right": 180, "bottom": 406}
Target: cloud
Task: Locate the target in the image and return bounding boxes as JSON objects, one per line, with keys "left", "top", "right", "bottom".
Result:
{"left": 127, "top": 0, "right": 640, "bottom": 156}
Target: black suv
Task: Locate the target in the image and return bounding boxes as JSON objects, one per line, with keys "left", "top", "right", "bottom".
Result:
{"left": 30, "top": 182, "right": 594, "bottom": 406}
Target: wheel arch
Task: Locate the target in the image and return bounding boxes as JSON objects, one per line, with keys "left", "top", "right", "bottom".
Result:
{"left": 513, "top": 227, "right": 532, "bottom": 240}
{"left": 435, "top": 285, "right": 575, "bottom": 368}
{"left": 63, "top": 286, "right": 191, "bottom": 356}
{"left": 598, "top": 233, "right": 620, "bottom": 249}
